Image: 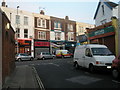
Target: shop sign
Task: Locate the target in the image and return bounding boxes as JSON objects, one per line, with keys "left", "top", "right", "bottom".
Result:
{"left": 89, "top": 26, "right": 114, "bottom": 37}
{"left": 34, "top": 42, "right": 50, "bottom": 47}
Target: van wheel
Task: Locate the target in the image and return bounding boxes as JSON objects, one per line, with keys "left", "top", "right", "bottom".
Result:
{"left": 42, "top": 57, "right": 45, "bottom": 60}
{"left": 89, "top": 64, "right": 94, "bottom": 73}
{"left": 74, "top": 62, "right": 79, "bottom": 70}
{"left": 30, "top": 57, "right": 34, "bottom": 61}
{"left": 112, "top": 69, "right": 119, "bottom": 79}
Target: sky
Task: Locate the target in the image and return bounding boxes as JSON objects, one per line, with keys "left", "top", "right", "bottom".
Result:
{"left": 0, "top": 0, "right": 119, "bottom": 24}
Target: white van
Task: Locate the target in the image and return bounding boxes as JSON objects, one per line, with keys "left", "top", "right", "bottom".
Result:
{"left": 73, "top": 44, "right": 115, "bottom": 72}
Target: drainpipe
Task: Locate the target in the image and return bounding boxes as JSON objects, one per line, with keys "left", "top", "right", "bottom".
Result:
{"left": 111, "top": 17, "right": 118, "bottom": 56}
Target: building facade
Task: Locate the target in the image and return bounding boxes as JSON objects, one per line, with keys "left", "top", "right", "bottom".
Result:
{"left": 76, "top": 22, "right": 94, "bottom": 44}
{"left": 1, "top": 4, "right": 34, "bottom": 56}
{"left": 0, "top": 10, "right": 15, "bottom": 88}
{"left": 94, "top": 0, "right": 118, "bottom": 26}
{"left": 33, "top": 11, "right": 51, "bottom": 57}
{"left": 50, "top": 16, "right": 65, "bottom": 53}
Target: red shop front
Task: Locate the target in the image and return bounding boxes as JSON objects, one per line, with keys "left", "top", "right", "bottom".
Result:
{"left": 34, "top": 40, "right": 50, "bottom": 57}
{"left": 15, "top": 39, "right": 32, "bottom": 55}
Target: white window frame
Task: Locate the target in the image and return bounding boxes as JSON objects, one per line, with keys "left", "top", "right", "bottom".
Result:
{"left": 68, "top": 32, "right": 74, "bottom": 41}
{"left": 37, "top": 18, "right": 46, "bottom": 28}
{"left": 55, "top": 32, "right": 61, "bottom": 40}
{"left": 54, "top": 21, "right": 62, "bottom": 30}
{"left": 67, "top": 24, "right": 73, "bottom": 31}
{"left": 24, "top": 29, "right": 28, "bottom": 38}
{"left": 24, "top": 16, "right": 28, "bottom": 25}
{"left": 16, "top": 15, "right": 20, "bottom": 24}
{"left": 38, "top": 31, "right": 46, "bottom": 40}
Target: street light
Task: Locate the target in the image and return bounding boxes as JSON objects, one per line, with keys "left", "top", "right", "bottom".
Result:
{"left": 16, "top": 6, "right": 19, "bottom": 54}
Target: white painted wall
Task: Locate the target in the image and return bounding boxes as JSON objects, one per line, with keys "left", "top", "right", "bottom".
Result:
{"left": 1, "top": 7, "right": 34, "bottom": 39}
{"left": 95, "top": 1, "right": 113, "bottom": 26}
{"left": 0, "top": 9, "right": 2, "bottom": 90}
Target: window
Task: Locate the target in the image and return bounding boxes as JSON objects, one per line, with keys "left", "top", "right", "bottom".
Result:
{"left": 54, "top": 21, "right": 62, "bottom": 29}
{"left": 68, "top": 32, "right": 74, "bottom": 41}
{"left": 38, "top": 31, "right": 46, "bottom": 40}
{"left": 16, "top": 15, "right": 20, "bottom": 24}
{"left": 85, "top": 48, "right": 92, "bottom": 57}
{"left": 91, "top": 48, "right": 113, "bottom": 56}
{"left": 55, "top": 32, "right": 61, "bottom": 40}
{"left": 24, "top": 29, "right": 28, "bottom": 38}
{"left": 102, "top": 5, "right": 105, "bottom": 16}
{"left": 16, "top": 28, "right": 20, "bottom": 38}
{"left": 67, "top": 24, "right": 73, "bottom": 31}
{"left": 24, "top": 16, "right": 28, "bottom": 25}
{"left": 37, "top": 18, "right": 46, "bottom": 28}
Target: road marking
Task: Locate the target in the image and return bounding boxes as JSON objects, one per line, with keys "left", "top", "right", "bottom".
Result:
{"left": 48, "top": 63, "right": 60, "bottom": 67}
{"left": 112, "top": 80, "right": 120, "bottom": 84}
{"left": 32, "top": 67, "right": 45, "bottom": 90}
{"left": 66, "top": 76, "right": 102, "bottom": 85}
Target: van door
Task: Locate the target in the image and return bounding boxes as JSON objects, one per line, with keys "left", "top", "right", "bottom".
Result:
{"left": 84, "top": 48, "right": 93, "bottom": 68}
{"left": 77, "top": 48, "right": 85, "bottom": 67}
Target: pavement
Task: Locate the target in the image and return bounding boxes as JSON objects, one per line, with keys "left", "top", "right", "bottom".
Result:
{"left": 2, "top": 65, "right": 44, "bottom": 90}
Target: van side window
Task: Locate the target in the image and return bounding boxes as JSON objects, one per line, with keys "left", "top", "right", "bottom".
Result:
{"left": 85, "top": 48, "right": 92, "bottom": 57}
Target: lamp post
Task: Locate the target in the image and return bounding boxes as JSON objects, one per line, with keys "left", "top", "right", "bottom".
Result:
{"left": 16, "top": 6, "right": 19, "bottom": 54}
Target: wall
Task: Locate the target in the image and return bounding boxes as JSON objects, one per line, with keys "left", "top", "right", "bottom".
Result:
{"left": 95, "top": 2, "right": 113, "bottom": 26}
{"left": 0, "top": 9, "right": 2, "bottom": 90}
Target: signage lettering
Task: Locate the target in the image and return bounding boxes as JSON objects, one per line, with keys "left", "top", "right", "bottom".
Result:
{"left": 34, "top": 42, "right": 50, "bottom": 47}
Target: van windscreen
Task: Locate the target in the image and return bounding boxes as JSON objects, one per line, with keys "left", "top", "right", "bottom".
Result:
{"left": 91, "top": 48, "right": 113, "bottom": 56}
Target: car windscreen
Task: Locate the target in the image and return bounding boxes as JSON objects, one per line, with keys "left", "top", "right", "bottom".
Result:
{"left": 91, "top": 48, "right": 113, "bottom": 56}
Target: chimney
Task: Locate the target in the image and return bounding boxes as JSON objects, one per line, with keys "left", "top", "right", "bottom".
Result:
{"left": 2, "top": 0, "right": 6, "bottom": 7}
{"left": 65, "top": 16, "right": 69, "bottom": 20}
{"left": 40, "top": 10, "right": 45, "bottom": 15}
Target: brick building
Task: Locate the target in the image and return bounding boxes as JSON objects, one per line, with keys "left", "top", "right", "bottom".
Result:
{"left": 0, "top": 10, "right": 15, "bottom": 88}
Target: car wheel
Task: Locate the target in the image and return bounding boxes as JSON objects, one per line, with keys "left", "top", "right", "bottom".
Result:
{"left": 112, "top": 69, "right": 119, "bottom": 79}
{"left": 89, "top": 64, "right": 94, "bottom": 73}
{"left": 30, "top": 57, "right": 34, "bottom": 61}
{"left": 53, "top": 56, "right": 55, "bottom": 59}
{"left": 18, "top": 58, "right": 21, "bottom": 62}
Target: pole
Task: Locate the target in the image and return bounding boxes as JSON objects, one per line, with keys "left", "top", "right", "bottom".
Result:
{"left": 16, "top": 6, "right": 19, "bottom": 54}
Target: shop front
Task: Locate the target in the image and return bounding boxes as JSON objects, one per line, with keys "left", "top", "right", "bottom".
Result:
{"left": 87, "top": 25, "right": 115, "bottom": 54}
{"left": 34, "top": 40, "right": 50, "bottom": 57}
{"left": 16, "top": 39, "right": 31, "bottom": 55}
{"left": 65, "top": 41, "right": 76, "bottom": 54}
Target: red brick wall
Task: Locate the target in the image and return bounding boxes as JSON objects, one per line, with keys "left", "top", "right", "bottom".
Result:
{"left": 2, "top": 12, "right": 15, "bottom": 84}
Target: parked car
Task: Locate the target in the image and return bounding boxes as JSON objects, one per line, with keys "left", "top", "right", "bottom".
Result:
{"left": 112, "top": 55, "right": 120, "bottom": 79}
{"left": 36, "top": 52, "right": 55, "bottom": 60}
{"left": 15, "top": 53, "right": 34, "bottom": 61}
{"left": 56, "top": 50, "right": 73, "bottom": 58}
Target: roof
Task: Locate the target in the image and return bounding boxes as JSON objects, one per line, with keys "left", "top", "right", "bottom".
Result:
{"left": 94, "top": 0, "right": 118, "bottom": 19}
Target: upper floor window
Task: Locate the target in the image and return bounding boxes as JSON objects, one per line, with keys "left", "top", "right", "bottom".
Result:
{"left": 16, "top": 15, "right": 20, "bottom": 24}
{"left": 16, "top": 28, "right": 20, "bottom": 38}
{"left": 102, "top": 5, "right": 105, "bottom": 16}
{"left": 54, "top": 21, "right": 62, "bottom": 29}
{"left": 24, "top": 29, "right": 28, "bottom": 38}
{"left": 55, "top": 32, "right": 61, "bottom": 40}
{"left": 38, "top": 31, "right": 46, "bottom": 40}
{"left": 68, "top": 32, "right": 74, "bottom": 41}
{"left": 37, "top": 18, "right": 46, "bottom": 28}
{"left": 67, "top": 24, "right": 73, "bottom": 31}
{"left": 24, "top": 16, "right": 28, "bottom": 25}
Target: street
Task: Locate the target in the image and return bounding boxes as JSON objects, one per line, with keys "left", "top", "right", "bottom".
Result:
{"left": 16, "top": 58, "right": 120, "bottom": 88}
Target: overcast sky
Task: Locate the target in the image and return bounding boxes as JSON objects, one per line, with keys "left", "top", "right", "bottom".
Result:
{"left": 0, "top": 0, "right": 119, "bottom": 24}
